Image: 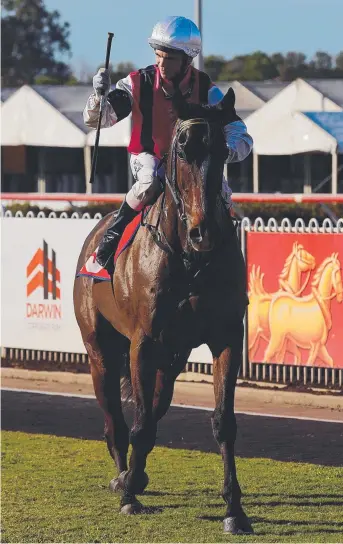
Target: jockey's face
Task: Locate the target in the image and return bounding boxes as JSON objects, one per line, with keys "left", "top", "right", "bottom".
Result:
{"left": 155, "top": 49, "right": 186, "bottom": 81}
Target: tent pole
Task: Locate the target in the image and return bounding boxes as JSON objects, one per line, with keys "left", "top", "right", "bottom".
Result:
{"left": 331, "top": 150, "right": 338, "bottom": 195}
{"left": 84, "top": 145, "right": 92, "bottom": 194}
{"left": 253, "top": 150, "right": 259, "bottom": 193}
{"left": 37, "top": 148, "right": 46, "bottom": 193}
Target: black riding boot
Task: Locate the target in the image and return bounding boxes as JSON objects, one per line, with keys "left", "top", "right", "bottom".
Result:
{"left": 96, "top": 200, "right": 138, "bottom": 272}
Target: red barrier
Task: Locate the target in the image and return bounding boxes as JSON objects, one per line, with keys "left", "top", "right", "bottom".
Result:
{"left": 0, "top": 193, "right": 124, "bottom": 203}
{"left": 1, "top": 192, "right": 343, "bottom": 203}
{"left": 247, "top": 232, "right": 343, "bottom": 369}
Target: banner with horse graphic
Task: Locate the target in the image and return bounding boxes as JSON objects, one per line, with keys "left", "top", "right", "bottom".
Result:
{"left": 247, "top": 232, "right": 343, "bottom": 369}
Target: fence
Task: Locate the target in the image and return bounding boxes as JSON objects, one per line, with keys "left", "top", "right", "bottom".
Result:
{"left": 1, "top": 198, "right": 343, "bottom": 389}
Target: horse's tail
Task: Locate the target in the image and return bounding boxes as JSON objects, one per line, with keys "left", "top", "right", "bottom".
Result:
{"left": 249, "top": 265, "right": 267, "bottom": 296}
{"left": 120, "top": 352, "right": 133, "bottom": 404}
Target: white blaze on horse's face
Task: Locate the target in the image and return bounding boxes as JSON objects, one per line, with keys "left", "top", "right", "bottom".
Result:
{"left": 179, "top": 122, "right": 213, "bottom": 252}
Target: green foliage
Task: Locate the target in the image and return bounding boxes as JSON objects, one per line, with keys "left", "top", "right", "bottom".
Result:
{"left": 202, "top": 55, "right": 226, "bottom": 81}
{"left": 219, "top": 51, "right": 279, "bottom": 82}
{"left": 336, "top": 51, "right": 343, "bottom": 71}
{"left": 2, "top": 431, "right": 343, "bottom": 543}
{"left": 1, "top": 0, "right": 73, "bottom": 86}
{"left": 34, "top": 74, "right": 79, "bottom": 85}
{"left": 205, "top": 50, "right": 343, "bottom": 82}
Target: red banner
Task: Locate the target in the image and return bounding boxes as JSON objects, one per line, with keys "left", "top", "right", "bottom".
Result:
{"left": 247, "top": 232, "right": 343, "bottom": 369}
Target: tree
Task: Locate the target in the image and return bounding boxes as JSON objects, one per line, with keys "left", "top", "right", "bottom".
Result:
{"left": 204, "top": 55, "right": 227, "bottom": 81}
{"left": 113, "top": 62, "right": 136, "bottom": 82}
{"left": 278, "top": 52, "right": 308, "bottom": 80}
{"left": 311, "top": 51, "right": 332, "bottom": 70}
{"left": 335, "top": 51, "right": 343, "bottom": 70}
{"left": 1, "top": 0, "right": 73, "bottom": 86}
{"left": 219, "top": 52, "right": 279, "bottom": 81}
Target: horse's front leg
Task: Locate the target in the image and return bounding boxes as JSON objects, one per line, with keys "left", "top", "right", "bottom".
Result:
{"left": 119, "top": 332, "right": 158, "bottom": 514}
{"left": 209, "top": 323, "right": 253, "bottom": 534}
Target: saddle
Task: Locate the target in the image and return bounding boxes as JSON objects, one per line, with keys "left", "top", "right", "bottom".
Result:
{"left": 77, "top": 211, "right": 147, "bottom": 282}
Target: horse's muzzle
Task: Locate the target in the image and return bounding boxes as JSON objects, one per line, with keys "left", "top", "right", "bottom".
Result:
{"left": 189, "top": 223, "right": 213, "bottom": 252}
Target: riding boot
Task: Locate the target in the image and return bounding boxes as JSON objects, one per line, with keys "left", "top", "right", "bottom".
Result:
{"left": 96, "top": 200, "right": 138, "bottom": 273}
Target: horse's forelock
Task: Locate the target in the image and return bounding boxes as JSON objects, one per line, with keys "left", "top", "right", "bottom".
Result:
{"left": 175, "top": 102, "right": 217, "bottom": 122}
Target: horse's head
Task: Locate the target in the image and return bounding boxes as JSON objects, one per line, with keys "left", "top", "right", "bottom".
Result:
{"left": 293, "top": 242, "right": 316, "bottom": 272}
{"left": 166, "top": 89, "right": 235, "bottom": 252}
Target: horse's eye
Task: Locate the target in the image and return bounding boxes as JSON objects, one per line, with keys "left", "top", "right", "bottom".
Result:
{"left": 202, "top": 136, "right": 209, "bottom": 147}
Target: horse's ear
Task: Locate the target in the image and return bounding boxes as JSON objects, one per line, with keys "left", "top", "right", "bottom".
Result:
{"left": 216, "top": 87, "right": 240, "bottom": 124}
{"left": 218, "top": 87, "right": 235, "bottom": 111}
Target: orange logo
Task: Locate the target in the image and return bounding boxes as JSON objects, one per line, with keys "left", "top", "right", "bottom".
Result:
{"left": 248, "top": 236, "right": 343, "bottom": 368}
{"left": 27, "top": 240, "right": 60, "bottom": 299}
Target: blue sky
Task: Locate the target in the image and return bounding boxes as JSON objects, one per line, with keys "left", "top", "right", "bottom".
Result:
{"left": 45, "top": 0, "right": 343, "bottom": 77}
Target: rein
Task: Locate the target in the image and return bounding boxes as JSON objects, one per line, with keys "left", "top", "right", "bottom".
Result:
{"left": 142, "top": 118, "right": 211, "bottom": 254}
{"left": 142, "top": 118, "right": 217, "bottom": 288}
{"left": 165, "top": 118, "right": 210, "bottom": 225}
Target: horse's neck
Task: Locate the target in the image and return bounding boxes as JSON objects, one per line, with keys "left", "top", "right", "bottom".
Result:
{"left": 280, "top": 255, "right": 301, "bottom": 293}
{"left": 316, "top": 264, "right": 333, "bottom": 301}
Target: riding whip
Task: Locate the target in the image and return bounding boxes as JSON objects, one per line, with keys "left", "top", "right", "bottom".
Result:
{"left": 89, "top": 32, "right": 114, "bottom": 184}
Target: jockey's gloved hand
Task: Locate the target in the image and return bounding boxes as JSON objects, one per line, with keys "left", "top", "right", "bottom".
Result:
{"left": 93, "top": 68, "right": 111, "bottom": 99}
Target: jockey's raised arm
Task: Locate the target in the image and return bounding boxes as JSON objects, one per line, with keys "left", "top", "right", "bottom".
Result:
{"left": 83, "top": 72, "right": 133, "bottom": 129}
{"left": 84, "top": 72, "right": 253, "bottom": 164}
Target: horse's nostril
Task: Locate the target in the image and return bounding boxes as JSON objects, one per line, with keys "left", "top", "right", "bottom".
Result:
{"left": 190, "top": 226, "right": 203, "bottom": 242}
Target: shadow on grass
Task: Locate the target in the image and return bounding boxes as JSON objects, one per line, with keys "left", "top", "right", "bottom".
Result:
{"left": 249, "top": 493, "right": 343, "bottom": 499}
{"left": 198, "top": 515, "right": 343, "bottom": 536}
{"left": 250, "top": 517, "right": 343, "bottom": 528}
{"left": 248, "top": 499, "right": 343, "bottom": 507}
{"left": 140, "top": 504, "right": 184, "bottom": 514}
{"left": 3, "top": 391, "right": 343, "bottom": 466}
{"left": 143, "top": 490, "right": 165, "bottom": 496}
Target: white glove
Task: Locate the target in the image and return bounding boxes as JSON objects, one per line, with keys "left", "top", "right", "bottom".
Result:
{"left": 93, "top": 68, "right": 111, "bottom": 99}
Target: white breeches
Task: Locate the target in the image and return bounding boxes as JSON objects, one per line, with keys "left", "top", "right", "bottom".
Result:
{"left": 126, "top": 152, "right": 232, "bottom": 211}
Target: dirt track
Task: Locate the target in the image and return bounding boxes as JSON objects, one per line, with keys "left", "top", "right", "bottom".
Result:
{"left": 2, "top": 369, "right": 343, "bottom": 421}
{"left": 2, "top": 369, "right": 343, "bottom": 467}
{"left": 2, "top": 387, "right": 343, "bottom": 467}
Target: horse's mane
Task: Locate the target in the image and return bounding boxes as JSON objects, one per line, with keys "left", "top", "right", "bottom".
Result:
{"left": 311, "top": 256, "right": 334, "bottom": 287}
{"left": 172, "top": 87, "right": 239, "bottom": 125}
{"left": 279, "top": 251, "right": 295, "bottom": 280}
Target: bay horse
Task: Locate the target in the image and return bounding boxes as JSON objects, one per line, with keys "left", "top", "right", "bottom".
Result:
{"left": 73, "top": 89, "right": 252, "bottom": 534}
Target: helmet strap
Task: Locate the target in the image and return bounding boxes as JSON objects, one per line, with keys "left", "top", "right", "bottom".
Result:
{"left": 171, "top": 55, "right": 192, "bottom": 85}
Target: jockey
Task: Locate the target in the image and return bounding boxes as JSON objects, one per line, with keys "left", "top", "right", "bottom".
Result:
{"left": 84, "top": 16, "right": 253, "bottom": 272}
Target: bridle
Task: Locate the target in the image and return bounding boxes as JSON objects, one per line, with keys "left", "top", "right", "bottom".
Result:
{"left": 164, "top": 118, "right": 211, "bottom": 225}
{"left": 142, "top": 117, "right": 225, "bottom": 265}
{"left": 141, "top": 117, "right": 228, "bottom": 288}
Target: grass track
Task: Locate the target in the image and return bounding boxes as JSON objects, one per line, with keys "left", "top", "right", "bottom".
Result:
{"left": 2, "top": 431, "right": 343, "bottom": 543}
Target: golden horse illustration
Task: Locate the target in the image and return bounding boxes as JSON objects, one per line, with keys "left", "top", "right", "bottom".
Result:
{"left": 248, "top": 242, "right": 316, "bottom": 361}
{"left": 264, "top": 253, "right": 342, "bottom": 367}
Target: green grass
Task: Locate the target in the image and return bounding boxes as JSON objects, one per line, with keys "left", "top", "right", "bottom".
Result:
{"left": 2, "top": 431, "right": 343, "bottom": 543}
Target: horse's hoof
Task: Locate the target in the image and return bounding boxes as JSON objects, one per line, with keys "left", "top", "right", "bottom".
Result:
{"left": 223, "top": 515, "right": 254, "bottom": 534}
{"left": 109, "top": 478, "right": 122, "bottom": 493}
{"left": 120, "top": 501, "right": 144, "bottom": 515}
{"left": 109, "top": 471, "right": 126, "bottom": 493}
